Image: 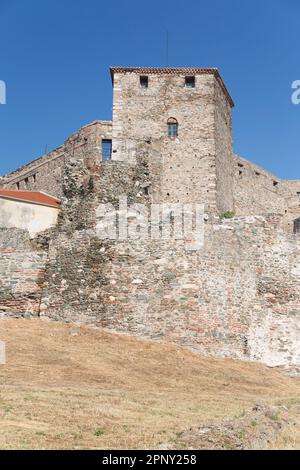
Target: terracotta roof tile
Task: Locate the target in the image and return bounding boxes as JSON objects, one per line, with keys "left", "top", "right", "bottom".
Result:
{"left": 0, "top": 190, "right": 62, "bottom": 208}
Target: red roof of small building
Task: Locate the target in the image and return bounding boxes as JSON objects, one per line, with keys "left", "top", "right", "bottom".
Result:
{"left": 0, "top": 190, "right": 62, "bottom": 208}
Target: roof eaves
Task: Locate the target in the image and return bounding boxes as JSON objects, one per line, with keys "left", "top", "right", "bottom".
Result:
{"left": 109, "top": 66, "right": 234, "bottom": 108}
{"left": 0, "top": 194, "right": 61, "bottom": 208}
{"left": 0, "top": 190, "right": 62, "bottom": 208}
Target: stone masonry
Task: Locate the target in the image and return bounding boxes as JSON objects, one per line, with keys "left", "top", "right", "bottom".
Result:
{"left": 0, "top": 66, "right": 299, "bottom": 371}
{"left": 0, "top": 228, "right": 48, "bottom": 318}
{"left": 111, "top": 67, "right": 234, "bottom": 213}
{"left": 1, "top": 120, "right": 112, "bottom": 198}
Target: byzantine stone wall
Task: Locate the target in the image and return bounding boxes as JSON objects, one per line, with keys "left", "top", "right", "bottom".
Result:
{"left": 0, "top": 228, "right": 48, "bottom": 318}
{"left": 37, "top": 154, "right": 299, "bottom": 371}
{"left": 280, "top": 180, "right": 300, "bottom": 229}
{"left": 232, "top": 155, "right": 300, "bottom": 232}
{"left": 112, "top": 71, "right": 233, "bottom": 213}
{"left": 2, "top": 121, "right": 112, "bottom": 198}
{"left": 233, "top": 154, "right": 287, "bottom": 215}
{"left": 0, "top": 149, "right": 299, "bottom": 370}
{"left": 1, "top": 69, "right": 300, "bottom": 371}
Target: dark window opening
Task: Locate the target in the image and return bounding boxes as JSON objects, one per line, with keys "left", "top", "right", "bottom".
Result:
{"left": 294, "top": 217, "right": 300, "bottom": 234}
{"left": 297, "top": 192, "right": 300, "bottom": 198}
{"left": 167, "top": 118, "right": 178, "bottom": 138}
{"left": 102, "top": 139, "right": 112, "bottom": 161}
{"left": 185, "top": 76, "right": 195, "bottom": 88}
{"left": 140, "top": 76, "right": 148, "bottom": 89}
{"left": 25, "top": 177, "right": 29, "bottom": 186}
{"left": 273, "top": 181, "right": 278, "bottom": 187}
{"left": 33, "top": 174, "right": 36, "bottom": 183}
{"left": 255, "top": 171, "right": 260, "bottom": 176}
{"left": 16, "top": 182, "right": 20, "bottom": 190}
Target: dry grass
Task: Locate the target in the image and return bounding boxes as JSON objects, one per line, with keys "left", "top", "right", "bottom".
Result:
{"left": 0, "top": 319, "right": 299, "bottom": 449}
{"left": 267, "top": 425, "right": 300, "bottom": 450}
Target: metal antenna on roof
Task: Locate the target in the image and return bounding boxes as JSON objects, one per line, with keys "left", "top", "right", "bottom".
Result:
{"left": 166, "top": 30, "right": 169, "bottom": 67}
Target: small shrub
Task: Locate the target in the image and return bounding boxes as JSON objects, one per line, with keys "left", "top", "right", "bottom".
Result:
{"left": 220, "top": 211, "right": 235, "bottom": 219}
{"left": 94, "top": 428, "right": 105, "bottom": 437}
{"left": 223, "top": 441, "right": 234, "bottom": 450}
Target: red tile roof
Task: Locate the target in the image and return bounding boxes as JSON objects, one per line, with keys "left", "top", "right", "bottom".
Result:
{"left": 0, "top": 190, "right": 62, "bottom": 208}
{"left": 110, "top": 66, "right": 234, "bottom": 108}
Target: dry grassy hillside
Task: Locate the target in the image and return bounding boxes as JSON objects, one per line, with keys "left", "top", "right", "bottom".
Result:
{"left": 0, "top": 319, "right": 299, "bottom": 449}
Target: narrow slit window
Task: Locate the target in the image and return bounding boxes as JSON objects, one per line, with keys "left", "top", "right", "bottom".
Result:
{"left": 185, "top": 76, "right": 195, "bottom": 88}
{"left": 167, "top": 118, "right": 178, "bottom": 137}
{"left": 102, "top": 139, "right": 112, "bottom": 161}
{"left": 294, "top": 217, "right": 300, "bottom": 234}
{"left": 140, "top": 76, "right": 148, "bottom": 89}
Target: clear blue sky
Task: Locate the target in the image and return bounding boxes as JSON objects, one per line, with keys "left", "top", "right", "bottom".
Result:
{"left": 0, "top": 0, "right": 299, "bottom": 178}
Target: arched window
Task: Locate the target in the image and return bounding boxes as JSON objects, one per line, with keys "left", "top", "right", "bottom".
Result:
{"left": 167, "top": 118, "right": 178, "bottom": 138}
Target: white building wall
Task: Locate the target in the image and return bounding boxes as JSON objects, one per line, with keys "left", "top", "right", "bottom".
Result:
{"left": 0, "top": 198, "right": 59, "bottom": 237}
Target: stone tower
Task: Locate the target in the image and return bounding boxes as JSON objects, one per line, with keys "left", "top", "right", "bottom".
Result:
{"left": 111, "top": 66, "right": 234, "bottom": 214}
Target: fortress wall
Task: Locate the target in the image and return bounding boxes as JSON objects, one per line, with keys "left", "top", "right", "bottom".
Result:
{"left": 233, "top": 155, "right": 288, "bottom": 216}
{"left": 248, "top": 225, "right": 300, "bottom": 368}
{"left": 0, "top": 150, "right": 298, "bottom": 370}
{"left": 0, "top": 228, "right": 48, "bottom": 318}
{"left": 2, "top": 121, "right": 112, "bottom": 198}
{"left": 281, "top": 180, "right": 300, "bottom": 214}
{"left": 38, "top": 155, "right": 300, "bottom": 370}
{"left": 281, "top": 179, "right": 300, "bottom": 194}
{"left": 233, "top": 155, "right": 300, "bottom": 232}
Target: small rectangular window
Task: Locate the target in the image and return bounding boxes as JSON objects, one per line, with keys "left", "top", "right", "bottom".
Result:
{"left": 185, "top": 76, "right": 195, "bottom": 88}
{"left": 140, "top": 76, "right": 148, "bottom": 89}
{"left": 168, "top": 122, "right": 178, "bottom": 137}
{"left": 297, "top": 192, "right": 300, "bottom": 198}
{"left": 25, "top": 177, "right": 29, "bottom": 186}
{"left": 102, "top": 139, "right": 112, "bottom": 161}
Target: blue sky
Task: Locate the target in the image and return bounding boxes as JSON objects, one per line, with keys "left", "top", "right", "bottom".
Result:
{"left": 0, "top": 0, "right": 299, "bottom": 178}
